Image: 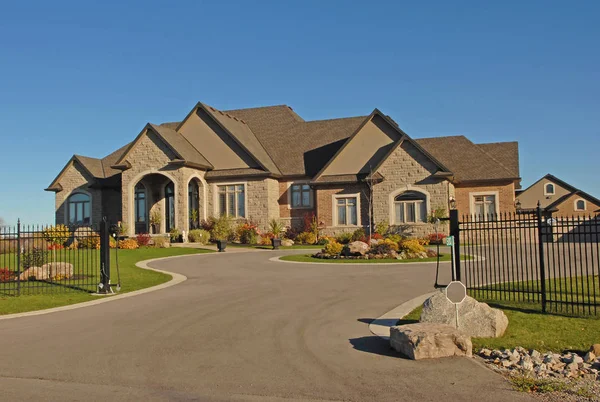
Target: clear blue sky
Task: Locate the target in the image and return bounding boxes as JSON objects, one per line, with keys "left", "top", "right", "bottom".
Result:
{"left": 1, "top": 1, "right": 598, "bottom": 226}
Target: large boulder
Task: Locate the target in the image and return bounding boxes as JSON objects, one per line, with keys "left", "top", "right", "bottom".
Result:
{"left": 18, "top": 266, "right": 49, "bottom": 281}
{"left": 281, "top": 239, "right": 294, "bottom": 247}
{"left": 43, "top": 262, "right": 74, "bottom": 280}
{"left": 346, "top": 241, "right": 369, "bottom": 256}
{"left": 390, "top": 323, "right": 472, "bottom": 360}
{"left": 420, "top": 291, "right": 508, "bottom": 338}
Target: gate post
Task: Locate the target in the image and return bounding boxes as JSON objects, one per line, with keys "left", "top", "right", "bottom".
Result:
{"left": 99, "top": 218, "right": 111, "bottom": 293}
{"left": 449, "top": 209, "right": 462, "bottom": 281}
{"left": 16, "top": 219, "right": 21, "bottom": 296}
{"left": 536, "top": 203, "right": 547, "bottom": 313}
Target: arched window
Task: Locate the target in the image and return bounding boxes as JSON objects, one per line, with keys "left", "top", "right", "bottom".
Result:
{"left": 394, "top": 191, "right": 427, "bottom": 223}
{"left": 165, "top": 182, "right": 175, "bottom": 232}
{"left": 545, "top": 183, "right": 555, "bottom": 195}
{"left": 188, "top": 180, "right": 200, "bottom": 229}
{"left": 134, "top": 183, "right": 147, "bottom": 234}
{"left": 575, "top": 199, "right": 586, "bottom": 211}
{"left": 67, "top": 192, "right": 90, "bottom": 225}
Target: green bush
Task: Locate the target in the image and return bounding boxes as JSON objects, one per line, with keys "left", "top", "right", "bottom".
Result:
{"left": 351, "top": 228, "right": 366, "bottom": 242}
{"left": 188, "top": 229, "right": 210, "bottom": 244}
{"left": 336, "top": 232, "right": 353, "bottom": 244}
{"left": 399, "top": 239, "right": 426, "bottom": 254}
{"left": 385, "top": 233, "right": 405, "bottom": 244}
{"left": 169, "top": 228, "right": 182, "bottom": 243}
{"left": 375, "top": 221, "right": 389, "bottom": 235}
{"left": 323, "top": 241, "right": 344, "bottom": 256}
{"left": 210, "top": 215, "right": 234, "bottom": 241}
{"left": 296, "top": 231, "right": 317, "bottom": 245}
{"left": 22, "top": 247, "right": 48, "bottom": 268}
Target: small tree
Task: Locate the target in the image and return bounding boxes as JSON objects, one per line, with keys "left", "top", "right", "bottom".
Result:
{"left": 189, "top": 209, "right": 199, "bottom": 230}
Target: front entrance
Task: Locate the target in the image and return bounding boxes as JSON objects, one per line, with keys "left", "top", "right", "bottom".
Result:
{"left": 132, "top": 173, "right": 176, "bottom": 235}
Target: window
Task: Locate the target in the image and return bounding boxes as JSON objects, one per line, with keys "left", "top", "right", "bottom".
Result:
{"left": 189, "top": 180, "right": 200, "bottom": 228}
{"left": 291, "top": 184, "right": 311, "bottom": 207}
{"left": 473, "top": 194, "right": 497, "bottom": 219}
{"left": 134, "top": 183, "right": 147, "bottom": 234}
{"left": 575, "top": 199, "right": 586, "bottom": 211}
{"left": 165, "top": 182, "right": 175, "bottom": 232}
{"left": 545, "top": 183, "right": 555, "bottom": 195}
{"left": 394, "top": 191, "right": 427, "bottom": 224}
{"left": 218, "top": 184, "right": 245, "bottom": 218}
{"left": 336, "top": 197, "right": 358, "bottom": 226}
{"left": 67, "top": 192, "right": 90, "bottom": 225}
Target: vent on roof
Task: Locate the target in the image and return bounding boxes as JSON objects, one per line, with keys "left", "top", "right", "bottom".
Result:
{"left": 218, "top": 110, "right": 224, "bottom": 115}
{"left": 209, "top": 106, "right": 216, "bottom": 112}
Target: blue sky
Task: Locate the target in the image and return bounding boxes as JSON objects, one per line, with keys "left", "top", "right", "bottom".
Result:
{"left": 0, "top": 1, "right": 598, "bottom": 225}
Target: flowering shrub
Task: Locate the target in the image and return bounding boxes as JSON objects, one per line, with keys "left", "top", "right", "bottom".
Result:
{"left": 317, "top": 236, "right": 333, "bottom": 245}
{"left": 136, "top": 233, "right": 151, "bottom": 246}
{"left": 296, "top": 232, "right": 317, "bottom": 245}
{"left": 375, "top": 221, "right": 389, "bottom": 235}
{"left": 118, "top": 239, "right": 139, "bottom": 249}
{"left": 323, "top": 241, "right": 344, "bottom": 256}
{"left": 42, "top": 224, "right": 70, "bottom": 248}
{"left": 0, "top": 268, "right": 13, "bottom": 282}
{"left": 385, "top": 234, "right": 405, "bottom": 244}
{"left": 427, "top": 233, "right": 447, "bottom": 245}
{"left": 78, "top": 235, "right": 100, "bottom": 249}
{"left": 417, "top": 237, "right": 430, "bottom": 246}
{"left": 188, "top": 229, "right": 210, "bottom": 244}
{"left": 200, "top": 218, "right": 215, "bottom": 232}
{"left": 371, "top": 233, "right": 384, "bottom": 241}
{"left": 369, "top": 239, "right": 399, "bottom": 255}
{"left": 260, "top": 232, "right": 274, "bottom": 245}
{"left": 236, "top": 222, "right": 260, "bottom": 244}
{"left": 399, "top": 239, "right": 426, "bottom": 254}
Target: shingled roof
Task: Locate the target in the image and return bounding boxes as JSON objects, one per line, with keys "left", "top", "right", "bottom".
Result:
{"left": 49, "top": 102, "right": 520, "bottom": 189}
{"left": 415, "top": 136, "right": 519, "bottom": 182}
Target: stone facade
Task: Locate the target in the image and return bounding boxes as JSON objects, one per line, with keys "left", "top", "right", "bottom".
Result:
{"left": 54, "top": 162, "right": 103, "bottom": 227}
{"left": 371, "top": 141, "right": 451, "bottom": 237}
{"left": 316, "top": 183, "right": 370, "bottom": 236}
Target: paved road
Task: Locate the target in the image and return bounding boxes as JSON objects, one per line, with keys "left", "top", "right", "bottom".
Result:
{"left": 0, "top": 251, "right": 534, "bottom": 402}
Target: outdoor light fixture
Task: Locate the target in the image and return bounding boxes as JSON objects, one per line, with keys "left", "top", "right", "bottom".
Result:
{"left": 449, "top": 196, "right": 457, "bottom": 210}
{"left": 515, "top": 199, "right": 522, "bottom": 211}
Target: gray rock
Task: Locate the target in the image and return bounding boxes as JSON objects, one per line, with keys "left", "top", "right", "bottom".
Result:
{"left": 566, "top": 362, "right": 579, "bottom": 372}
{"left": 584, "top": 351, "right": 596, "bottom": 363}
{"left": 390, "top": 323, "right": 472, "bottom": 360}
{"left": 502, "top": 360, "right": 513, "bottom": 368}
{"left": 530, "top": 350, "right": 541, "bottom": 359}
{"left": 347, "top": 241, "right": 369, "bottom": 256}
{"left": 42, "top": 262, "right": 74, "bottom": 279}
{"left": 479, "top": 348, "right": 492, "bottom": 358}
{"left": 18, "top": 266, "right": 49, "bottom": 281}
{"left": 519, "top": 357, "right": 534, "bottom": 371}
{"left": 419, "top": 292, "right": 508, "bottom": 338}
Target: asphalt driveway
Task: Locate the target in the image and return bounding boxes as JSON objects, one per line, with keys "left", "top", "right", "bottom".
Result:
{"left": 0, "top": 250, "right": 534, "bottom": 401}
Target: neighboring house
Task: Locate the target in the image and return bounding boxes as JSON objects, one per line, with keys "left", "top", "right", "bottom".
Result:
{"left": 45, "top": 102, "right": 520, "bottom": 237}
{"left": 516, "top": 174, "right": 600, "bottom": 217}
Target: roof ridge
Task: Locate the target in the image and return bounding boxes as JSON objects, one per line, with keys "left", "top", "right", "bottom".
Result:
{"left": 305, "top": 115, "right": 368, "bottom": 124}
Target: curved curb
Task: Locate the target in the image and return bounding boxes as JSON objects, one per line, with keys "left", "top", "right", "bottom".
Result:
{"left": 0, "top": 254, "right": 193, "bottom": 321}
{"left": 368, "top": 291, "right": 439, "bottom": 340}
{"left": 270, "top": 255, "right": 457, "bottom": 266}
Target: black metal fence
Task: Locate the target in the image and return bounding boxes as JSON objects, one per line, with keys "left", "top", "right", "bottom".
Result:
{"left": 450, "top": 208, "right": 600, "bottom": 316}
{"left": 0, "top": 221, "right": 107, "bottom": 296}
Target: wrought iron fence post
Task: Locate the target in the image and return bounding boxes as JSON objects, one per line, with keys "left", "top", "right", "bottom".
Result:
{"left": 536, "top": 203, "right": 547, "bottom": 313}
{"left": 16, "top": 219, "right": 21, "bottom": 296}
{"left": 449, "top": 209, "right": 461, "bottom": 281}
{"left": 99, "top": 218, "right": 111, "bottom": 293}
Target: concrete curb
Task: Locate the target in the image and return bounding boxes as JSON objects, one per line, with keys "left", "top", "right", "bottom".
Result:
{"left": 368, "top": 291, "right": 440, "bottom": 340}
{"left": 0, "top": 254, "right": 193, "bottom": 321}
{"left": 270, "top": 256, "right": 456, "bottom": 266}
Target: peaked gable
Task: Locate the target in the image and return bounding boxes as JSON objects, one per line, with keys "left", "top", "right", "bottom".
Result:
{"left": 314, "top": 110, "right": 450, "bottom": 181}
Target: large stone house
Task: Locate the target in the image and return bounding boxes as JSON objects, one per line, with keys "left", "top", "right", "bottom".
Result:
{"left": 46, "top": 102, "right": 520, "bottom": 237}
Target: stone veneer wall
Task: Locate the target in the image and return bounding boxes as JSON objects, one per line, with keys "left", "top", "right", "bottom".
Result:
{"left": 54, "top": 162, "right": 103, "bottom": 227}
{"left": 206, "top": 177, "right": 280, "bottom": 232}
{"left": 371, "top": 141, "right": 451, "bottom": 238}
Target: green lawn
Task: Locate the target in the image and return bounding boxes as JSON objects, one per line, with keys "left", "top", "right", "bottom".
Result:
{"left": 399, "top": 301, "right": 600, "bottom": 353}
{"left": 279, "top": 253, "right": 472, "bottom": 264}
{"left": 227, "top": 243, "right": 323, "bottom": 250}
{"left": 0, "top": 247, "right": 213, "bottom": 315}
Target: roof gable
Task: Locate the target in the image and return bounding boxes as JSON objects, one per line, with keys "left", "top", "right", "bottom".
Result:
{"left": 546, "top": 191, "right": 600, "bottom": 212}
{"left": 45, "top": 157, "right": 97, "bottom": 192}
{"left": 313, "top": 110, "right": 450, "bottom": 181}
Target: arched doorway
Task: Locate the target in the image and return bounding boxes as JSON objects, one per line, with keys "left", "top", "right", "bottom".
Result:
{"left": 165, "top": 182, "right": 175, "bottom": 233}
{"left": 134, "top": 182, "right": 147, "bottom": 234}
